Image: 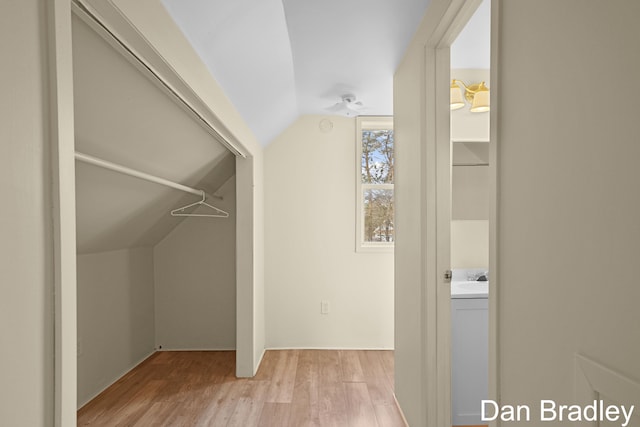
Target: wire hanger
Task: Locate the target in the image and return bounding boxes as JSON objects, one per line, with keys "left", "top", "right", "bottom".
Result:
{"left": 170, "top": 191, "right": 229, "bottom": 218}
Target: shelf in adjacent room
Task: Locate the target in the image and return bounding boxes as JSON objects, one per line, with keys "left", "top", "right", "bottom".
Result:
{"left": 452, "top": 139, "right": 489, "bottom": 143}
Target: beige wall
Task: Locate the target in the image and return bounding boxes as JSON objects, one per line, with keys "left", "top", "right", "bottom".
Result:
{"left": 393, "top": 15, "right": 431, "bottom": 422}
{"left": 451, "top": 220, "right": 488, "bottom": 269}
{"left": 451, "top": 70, "right": 490, "bottom": 269}
{"left": 154, "top": 177, "right": 237, "bottom": 350}
{"left": 0, "top": 0, "right": 56, "bottom": 424}
{"left": 452, "top": 140, "right": 489, "bottom": 220}
{"left": 264, "top": 115, "right": 394, "bottom": 349}
{"left": 453, "top": 166, "right": 489, "bottom": 220}
{"left": 77, "top": 248, "right": 155, "bottom": 407}
{"left": 497, "top": 0, "right": 640, "bottom": 417}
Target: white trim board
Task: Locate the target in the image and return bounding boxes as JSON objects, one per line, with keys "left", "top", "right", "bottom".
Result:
{"left": 71, "top": 0, "right": 248, "bottom": 158}
{"left": 254, "top": 348, "right": 266, "bottom": 376}
{"left": 48, "top": 0, "right": 78, "bottom": 425}
{"left": 77, "top": 351, "right": 156, "bottom": 410}
{"left": 393, "top": 393, "right": 411, "bottom": 427}
{"left": 488, "top": 2, "right": 500, "bottom": 426}
{"left": 575, "top": 354, "right": 640, "bottom": 415}
{"left": 266, "top": 347, "right": 395, "bottom": 351}
{"left": 155, "top": 348, "right": 237, "bottom": 352}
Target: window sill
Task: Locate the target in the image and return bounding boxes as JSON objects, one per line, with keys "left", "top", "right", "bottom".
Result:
{"left": 356, "top": 244, "right": 395, "bottom": 254}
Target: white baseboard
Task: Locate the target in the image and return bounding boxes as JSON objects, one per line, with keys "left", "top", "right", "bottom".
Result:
{"left": 78, "top": 346, "right": 394, "bottom": 410}
{"left": 575, "top": 353, "right": 640, "bottom": 413}
{"left": 155, "top": 347, "right": 236, "bottom": 351}
{"left": 254, "top": 348, "right": 266, "bottom": 376}
{"left": 77, "top": 350, "right": 156, "bottom": 410}
{"left": 393, "top": 392, "right": 410, "bottom": 427}
{"left": 265, "top": 346, "right": 394, "bottom": 351}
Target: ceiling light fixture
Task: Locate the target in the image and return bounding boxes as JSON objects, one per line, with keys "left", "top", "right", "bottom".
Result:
{"left": 450, "top": 80, "right": 490, "bottom": 113}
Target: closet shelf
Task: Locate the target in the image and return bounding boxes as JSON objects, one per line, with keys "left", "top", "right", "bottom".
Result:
{"left": 452, "top": 139, "right": 489, "bottom": 143}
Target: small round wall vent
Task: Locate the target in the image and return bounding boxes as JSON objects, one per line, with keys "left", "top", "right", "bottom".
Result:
{"left": 319, "top": 118, "right": 334, "bottom": 133}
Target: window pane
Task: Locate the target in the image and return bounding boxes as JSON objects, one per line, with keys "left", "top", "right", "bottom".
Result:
{"left": 361, "top": 130, "right": 394, "bottom": 184}
{"left": 363, "top": 188, "right": 394, "bottom": 243}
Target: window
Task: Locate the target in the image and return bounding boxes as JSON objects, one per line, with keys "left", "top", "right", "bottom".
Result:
{"left": 356, "top": 117, "right": 394, "bottom": 251}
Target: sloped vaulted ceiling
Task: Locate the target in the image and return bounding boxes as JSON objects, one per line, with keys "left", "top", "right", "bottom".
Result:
{"left": 73, "top": 14, "right": 234, "bottom": 254}
{"left": 161, "top": 0, "right": 431, "bottom": 146}
{"left": 161, "top": 0, "right": 298, "bottom": 146}
{"left": 451, "top": 0, "right": 490, "bottom": 69}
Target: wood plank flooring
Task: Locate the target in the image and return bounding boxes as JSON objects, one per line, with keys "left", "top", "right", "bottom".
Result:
{"left": 78, "top": 350, "right": 406, "bottom": 427}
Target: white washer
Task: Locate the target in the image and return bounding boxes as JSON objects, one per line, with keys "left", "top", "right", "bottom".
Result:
{"left": 451, "top": 269, "right": 489, "bottom": 426}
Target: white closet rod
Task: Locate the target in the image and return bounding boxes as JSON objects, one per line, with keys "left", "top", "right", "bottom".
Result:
{"left": 75, "top": 151, "right": 207, "bottom": 198}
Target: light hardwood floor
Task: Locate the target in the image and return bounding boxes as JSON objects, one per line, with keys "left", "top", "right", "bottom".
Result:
{"left": 78, "top": 350, "right": 407, "bottom": 426}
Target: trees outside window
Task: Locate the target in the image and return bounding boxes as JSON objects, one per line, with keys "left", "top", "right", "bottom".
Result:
{"left": 357, "top": 117, "right": 394, "bottom": 251}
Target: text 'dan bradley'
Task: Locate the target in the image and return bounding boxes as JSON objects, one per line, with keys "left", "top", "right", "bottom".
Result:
{"left": 481, "top": 399, "right": 635, "bottom": 427}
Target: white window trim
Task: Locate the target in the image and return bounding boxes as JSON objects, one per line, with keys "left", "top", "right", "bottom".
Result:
{"left": 356, "top": 116, "right": 394, "bottom": 253}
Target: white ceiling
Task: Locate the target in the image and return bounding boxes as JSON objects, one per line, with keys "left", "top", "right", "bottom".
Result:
{"left": 162, "top": 0, "right": 430, "bottom": 145}
{"left": 161, "top": 0, "right": 490, "bottom": 146}
{"left": 451, "top": 0, "right": 490, "bottom": 69}
{"left": 73, "top": 15, "right": 234, "bottom": 254}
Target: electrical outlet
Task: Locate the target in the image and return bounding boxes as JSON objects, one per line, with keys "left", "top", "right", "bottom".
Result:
{"left": 321, "top": 300, "right": 330, "bottom": 314}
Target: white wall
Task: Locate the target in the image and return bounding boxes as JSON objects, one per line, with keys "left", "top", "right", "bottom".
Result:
{"left": 451, "top": 145, "right": 489, "bottom": 268}
{"left": 451, "top": 220, "right": 488, "bottom": 269}
{"left": 452, "top": 166, "right": 489, "bottom": 220}
{"left": 77, "top": 247, "right": 155, "bottom": 407}
{"left": 497, "top": 0, "right": 640, "bottom": 416}
{"left": 264, "top": 115, "right": 394, "bottom": 349}
{"left": 154, "top": 177, "right": 237, "bottom": 350}
{"left": 0, "top": 1, "right": 55, "bottom": 424}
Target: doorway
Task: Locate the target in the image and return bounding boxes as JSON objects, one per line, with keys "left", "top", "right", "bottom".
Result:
{"left": 72, "top": 11, "right": 238, "bottom": 408}
{"left": 392, "top": 0, "right": 497, "bottom": 425}
{"left": 52, "top": 1, "right": 260, "bottom": 421}
{"left": 449, "top": 1, "right": 491, "bottom": 424}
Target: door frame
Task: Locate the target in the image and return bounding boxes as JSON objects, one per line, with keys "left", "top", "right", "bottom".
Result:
{"left": 428, "top": 2, "right": 482, "bottom": 425}
{"left": 488, "top": 2, "right": 500, "bottom": 424}
{"left": 54, "top": 0, "right": 260, "bottom": 422}
{"left": 48, "top": 1, "right": 77, "bottom": 425}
